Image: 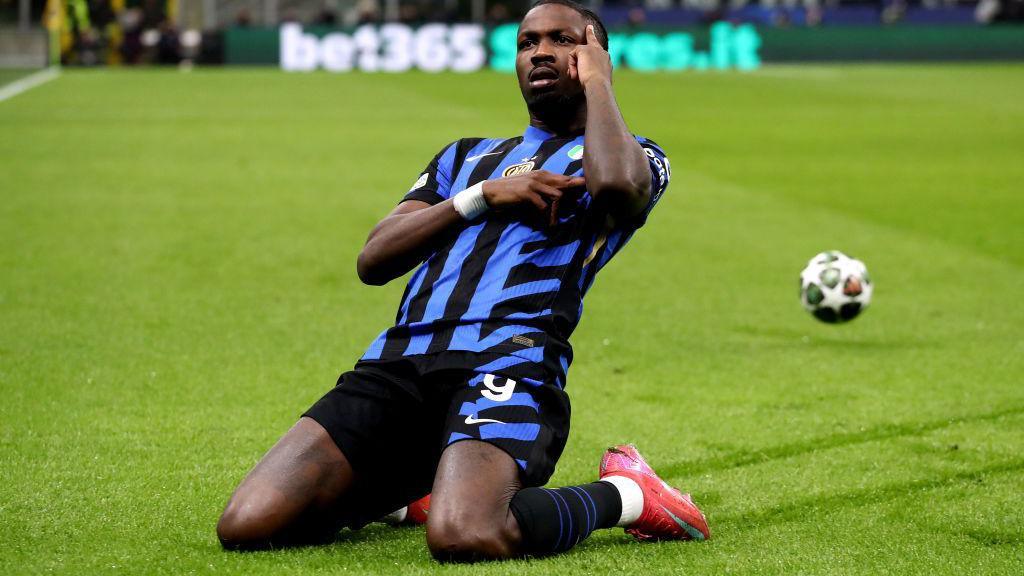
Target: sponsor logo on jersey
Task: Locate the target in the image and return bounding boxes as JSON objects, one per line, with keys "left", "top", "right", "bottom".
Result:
{"left": 511, "top": 335, "right": 535, "bottom": 347}
{"left": 502, "top": 160, "right": 535, "bottom": 178}
{"left": 643, "top": 145, "right": 670, "bottom": 194}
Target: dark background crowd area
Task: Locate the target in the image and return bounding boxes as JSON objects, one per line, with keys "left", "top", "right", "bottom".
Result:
{"left": 1, "top": 0, "right": 1022, "bottom": 66}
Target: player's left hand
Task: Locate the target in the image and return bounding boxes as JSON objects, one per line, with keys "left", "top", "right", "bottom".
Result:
{"left": 568, "top": 25, "right": 612, "bottom": 89}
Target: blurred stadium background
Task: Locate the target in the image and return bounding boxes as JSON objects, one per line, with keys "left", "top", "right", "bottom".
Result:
{"left": 1, "top": 0, "right": 1023, "bottom": 70}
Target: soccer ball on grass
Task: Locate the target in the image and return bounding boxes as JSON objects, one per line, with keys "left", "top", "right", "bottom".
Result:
{"left": 799, "top": 250, "right": 873, "bottom": 323}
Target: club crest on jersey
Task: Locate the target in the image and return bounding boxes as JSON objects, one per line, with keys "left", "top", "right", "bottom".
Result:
{"left": 502, "top": 161, "right": 535, "bottom": 178}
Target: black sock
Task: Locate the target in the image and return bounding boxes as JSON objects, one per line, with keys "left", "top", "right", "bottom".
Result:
{"left": 509, "top": 481, "right": 622, "bottom": 556}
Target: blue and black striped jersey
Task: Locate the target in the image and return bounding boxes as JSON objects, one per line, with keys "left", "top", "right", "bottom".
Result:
{"left": 359, "top": 125, "right": 670, "bottom": 388}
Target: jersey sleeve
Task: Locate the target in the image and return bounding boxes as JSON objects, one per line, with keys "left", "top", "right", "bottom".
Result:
{"left": 401, "top": 140, "right": 459, "bottom": 205}
{"left": 631, "top": 136, "right": 671, "bottom": 228}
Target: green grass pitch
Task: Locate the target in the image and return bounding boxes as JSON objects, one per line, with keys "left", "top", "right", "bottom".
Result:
{"left": 1, "top": 65, "right": 1022, "bottom": 575}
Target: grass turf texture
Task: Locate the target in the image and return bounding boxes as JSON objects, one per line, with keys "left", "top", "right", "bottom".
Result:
{"left": 1, "top": 65, "right": 1022, "bottom": 575}
{"left": 0, "top": 69, "right": 36, "bottom": 87}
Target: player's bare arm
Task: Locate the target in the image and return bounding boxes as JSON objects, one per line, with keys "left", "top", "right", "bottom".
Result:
{"left": 358, "top": 170, "right": 585, "bottom": 285}
{"left": 357, "top": 199, "right": 461, "bottom": 285}
{"left": 572, "top": 25, "right": 652, "bottom": 220}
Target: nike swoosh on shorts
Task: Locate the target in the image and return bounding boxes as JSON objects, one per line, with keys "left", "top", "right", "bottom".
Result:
{"left": 464, "top": 414, "right": 506, "bottom": 425}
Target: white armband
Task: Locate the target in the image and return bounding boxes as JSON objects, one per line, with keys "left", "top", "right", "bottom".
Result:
{"left": 452, "top": 182, "right": 489, "bottom": 220}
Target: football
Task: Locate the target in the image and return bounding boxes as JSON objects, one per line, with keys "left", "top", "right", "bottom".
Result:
{"left": 799, "top": 251, "right": 873, "bottom": 323}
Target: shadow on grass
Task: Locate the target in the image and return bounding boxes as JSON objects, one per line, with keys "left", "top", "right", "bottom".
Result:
{"left": 659, "top": 404, "right": 1024, "bottom": 478}
{"left": 217, "top": 523, "right": 422, "bottom": 557}
{"left": 961, "top": 528, "right": 1024, "bottom": 547}
{"left": 330, "top": 523, "right": 419, "bottom": 545}
{"left": 717, "top": 458, "right": 1024, "bottom": 531}
{"left": 731, "top": 324, "right": 941, "bottom": 351}
{"left": 219, "top": 523, "right": 679, "bottom": 566}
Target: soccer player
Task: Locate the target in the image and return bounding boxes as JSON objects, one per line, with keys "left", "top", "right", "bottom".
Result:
{"left": 216, "top": 0, "right": 709, "bottom": 560}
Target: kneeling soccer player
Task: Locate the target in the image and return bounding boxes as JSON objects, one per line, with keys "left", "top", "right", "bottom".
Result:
{"left": 216, "top": 0, "right": 709, "bottom": 560}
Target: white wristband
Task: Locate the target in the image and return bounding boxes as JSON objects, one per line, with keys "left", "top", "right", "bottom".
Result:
{"left": 452, "top": 182, "right": 489, "bottom": 220}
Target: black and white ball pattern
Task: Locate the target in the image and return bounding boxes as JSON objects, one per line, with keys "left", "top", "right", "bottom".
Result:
{"left": 800, "top": 251, "right": 873, "bottom": 323}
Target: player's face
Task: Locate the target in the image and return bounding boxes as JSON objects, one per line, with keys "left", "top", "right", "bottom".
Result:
{"left": 516, "top": 5, "right": 588, "bottom": 107}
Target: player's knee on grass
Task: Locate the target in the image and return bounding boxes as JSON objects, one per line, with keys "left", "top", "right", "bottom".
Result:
{"left": 217, "top": 488, "right": 343, "bottom": 551}
{"left": 216, "top": 509, "right": 268, "bottom": 549}
{"left": 216, "top": 487, "right": 285, "bottom": 550}
{"left": 426, "top": 440, "right": 524, "bottom": 562}
{"left": 425, "top": 511, "right": 519, "bottom": 562}
{"left": 217, "top": 418, "right": 355, "bottom": 550}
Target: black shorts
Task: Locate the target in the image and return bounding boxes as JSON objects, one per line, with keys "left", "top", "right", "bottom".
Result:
{"left": 302, "top": 358, "right": 571, "bottom": 530}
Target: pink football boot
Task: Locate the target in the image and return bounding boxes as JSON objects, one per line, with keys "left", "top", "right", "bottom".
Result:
{"left": 600, "top": 444, "right": 710, "bottom": 541}
{"left": 381, "top": 493, "right": 431, "bottom": 525}
{"left": 405, "top": 493, "right": 431, "bottom": 525}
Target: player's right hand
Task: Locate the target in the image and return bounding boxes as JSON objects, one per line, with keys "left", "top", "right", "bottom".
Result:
{"left": 482, "top": 170, "right": 586, "bottom": 227}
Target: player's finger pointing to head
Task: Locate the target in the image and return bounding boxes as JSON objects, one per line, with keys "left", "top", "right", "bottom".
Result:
{"left": 585, "top": 25, "right": 598, "bottom": 45}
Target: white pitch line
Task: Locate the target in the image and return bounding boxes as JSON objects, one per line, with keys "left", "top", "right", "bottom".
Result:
{"left": 0, "top": 67, "right": 61, "bottom": 104}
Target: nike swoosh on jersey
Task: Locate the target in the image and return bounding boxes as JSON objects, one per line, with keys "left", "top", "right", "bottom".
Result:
{"left": 465, "top": 414, "right": 506, "bottom": 425}
{"left": 466, "top": 151, "right": 502, "bottom": 162}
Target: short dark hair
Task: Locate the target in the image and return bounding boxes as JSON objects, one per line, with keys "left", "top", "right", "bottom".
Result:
{"left": 527, "top": 0, "right": 609, "bottom": 50}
